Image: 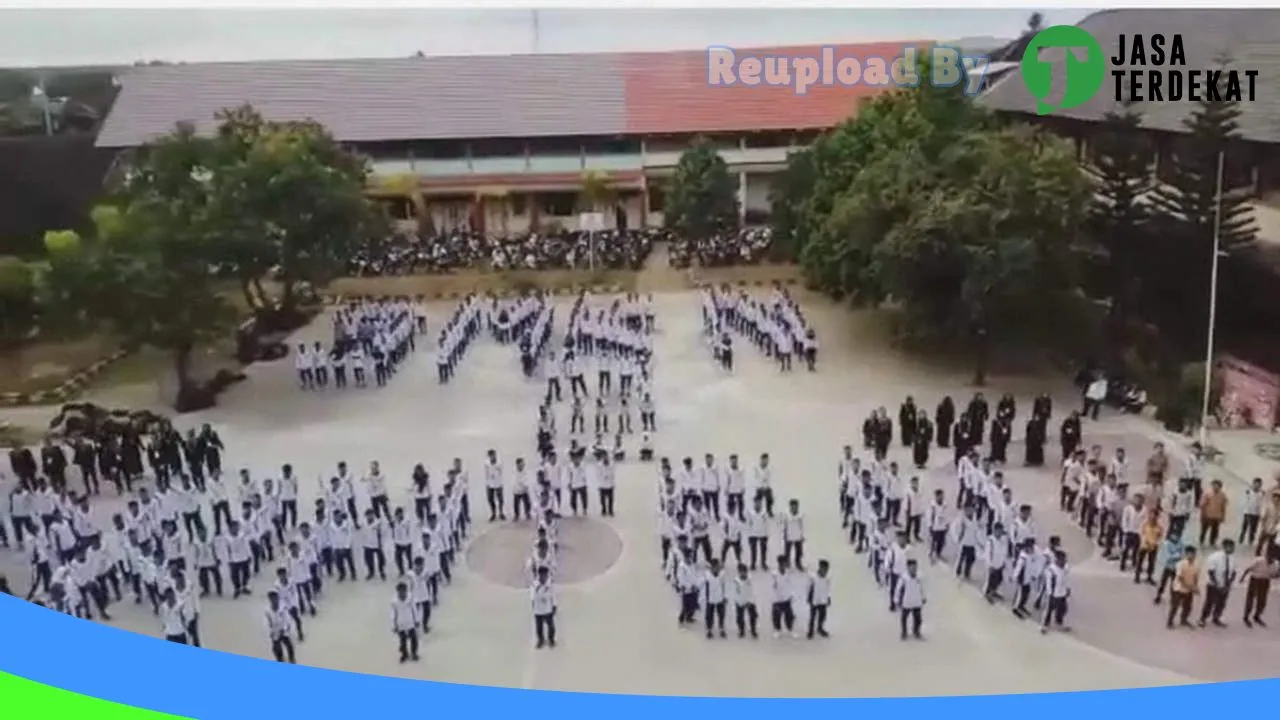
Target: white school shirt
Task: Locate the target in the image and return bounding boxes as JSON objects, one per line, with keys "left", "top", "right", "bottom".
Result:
{"left": 730, "top": 575, "right": 755, "bottom": 606}
{"left": 895, "top": 575, "right": 926, "bottom": 609}
{"left": 699, "top": 465, "right": 721, "bottom": 492}
{"left": 808, "top": 574, "right": 832, "bottom": 606}
{"left": 193, "top": 539, "right": 218, "bottom": 568}
{"left": 366, "top": 471, "right": 389, "bottom": 498}
{"left": 1169, "top": 489, "right": 1194, "bottom": 517}
{"left": 984, "top": 535, "right": 1010, "bottom": 568}
{"left": 391, "top": 519, "right": 415, "bottom": 546}
{"left": 159, "top": 602, "right": 187, "bottom": 637}
{"left": 769, "top": 571, "right": 794, "bottom": 604}
{"left": 392, "top": 598, "right": 420, "bottom": 632}
{"left": 887, "top": 543, "right": 911, "bottom": 576}
{"left": 782, "top": 512, "right": 805, "bottom": 542}
{"left": 754, "top": 465, "right": 772, "bottom": 489}
{"left": 595, "top": 462, "right": 616, "bottom": 490}
{"left": 71, "top": 507, "right": 97, "bottom": 537}
{"left": 725, "top": 467, "right": 745, "bottom": 493}
{"left": 1120, "top": 505, "right": 1142, "bottom": 534}
{"left": 746, "top": 509, "right": 768, "bottom": 538}
{"left": 266, "top": 606, "right": 293, "bottom": 639}
{"left": 484, "top": 461, "right": 504, "bottom": 490}
{"left": 1244, "top": 488, "right": 1263, "bottom": 516}
{"left": 287, "top": 554, "right": 309, "bottom": 586}
{"left": 409, "top": 567, "right": 431, "bottom": 603}
{"left": 1109, "top": 456, "right": 1129, "bottom": 485}
{"left": 885, "top": 473, "right": 904, "bottom": 501}
{"left": 703, "top": 571, "right": 729, "bottom": 604}
{"left": 568, "top": 465, "right": 588, "bottom": 490}
{"left": 542, "top": 461, "right": 565, "bottom": 491}
{"left": 953, "top": 517, "right": 982, "bottom": 548}
{"left": 512, "top": 468, "right": 529, "bottom": 494}
{"left": 359, "top": 520, "right": 384, "bottom": 550}
{"left": 1044, "top": 564, "right": 1071, "bottom": 598}
{"left": 294, "top": 348, "right": 311, "bottom": 371}
{"left": 1204, "top": 551, "right": 1236, "bottom": 588}
{"left": 227, "top": 532, "right": 252, "bottom": 564}
{"left": 722, "top": 514, "right": 744, "bottom": 541}
{"left": 329, "top": 523, "right": 353, "bottom": 550}
{"left": 531, "top": 581, "right": 556, "bottom": 616}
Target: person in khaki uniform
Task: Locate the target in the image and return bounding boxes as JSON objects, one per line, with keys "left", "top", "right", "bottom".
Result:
{"left": 1198, "top": 480, "right": 1228, "bottom": 547}
{"left": 1258, "top": 492, "right": 1280, "bottom": 553}
{"left": 1166, "top": 546, "right": 1199, "bottom": 629}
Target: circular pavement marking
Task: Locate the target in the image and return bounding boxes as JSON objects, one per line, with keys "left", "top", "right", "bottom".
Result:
{"left": 465, "top": 516, "right": 624, "bottom": 588}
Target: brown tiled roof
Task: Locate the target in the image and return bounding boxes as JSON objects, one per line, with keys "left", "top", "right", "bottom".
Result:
{"left": 96, "top": 42, "right": 907, "bottom": 148}
{"left": 622, "top": 42, "right": 916, "bottom": 135}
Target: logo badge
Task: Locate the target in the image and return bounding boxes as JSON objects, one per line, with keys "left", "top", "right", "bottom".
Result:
{"left": 1021, "top": 26, "right": 1106, "bottom": 115}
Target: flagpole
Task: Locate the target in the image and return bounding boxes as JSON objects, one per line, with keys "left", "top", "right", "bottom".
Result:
{"left": 1199, "top": 148, "right": 1226, "bottom": 444}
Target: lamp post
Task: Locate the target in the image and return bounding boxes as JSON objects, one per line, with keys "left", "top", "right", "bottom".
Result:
{"left": 1199, "top": 148, "right": 1227, "bottom": 445}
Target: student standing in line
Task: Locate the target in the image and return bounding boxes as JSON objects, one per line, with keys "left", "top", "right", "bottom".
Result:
{"left": 983, "top": 523, "right": 1010, "bottom": 603}
{"left": 731, "top": 563, "right": 758, "bottom": 639}
{"left": 410, "top": 556, "right": 433, "bottom": 632}
{"left": 1152, "top": 530, "right": 1184, "bottom": 603}
{"left": 703, "top": 558, "right": 728, "bottom": 639}
{"left": 895, "top": 559, "right": 926, "bottom": 640}
{"left": 172, "top": 573, "right": 201, "bottom": 648}
{"left": 1239, "top": 477, "right": 1264, "bottom": 548}
{"left": 361, "top": 509, "right": 388, "bottom": 581}
{"left": 159, "top": 588, "right": 188, "bottom": 644}
{"left": 286, "top": 542, "right": 315, "bottom": 617}
{"left": 1198, "top": 480, "right": 1228, "bottom": 548}
{"left": 531, "top": 566, "right": 557, "bottom": 649}
{"left": 952, "top": 506, "right": 981, "bottom": 581}
{"left": 805, "top": 559, "right": 832, "bottom": 639}
{"left": 745, "top": 497, "right": 770, "bottom": 571}
{"left": 676, "top": 548, "right": 700, "bottom": 626}
{"left": 265, "top": 590, "right": 296, "bottom": 664}
{"left": 1166, "top": 545, "right": 1199, "bottom": 629}
{"left": 483, "top": 450, "right": 506, "bottom": 522}
{"left": 391, "top": 581, "right": 421, "bottom": 663}
{"left": 330, "top": 512, "right": 357, "bottom": 582}
{"left": 597, "top": 455, "right": 616, "bottom": 517}
{"left": 225, "top": 521, "right": 253, "bottom": 598}
{"left": 769, "top": 555, "right": 797, "bottom": 639}
{"left": 1240, "top": 545, "right": 1280, "bottom": 627}
{"left": 1039, "top": 550, "right": 1071, "bottom": 634}
{"left": 782, "top": 499, "right": 805, "bottom": 571}
{"left": 511, "top": 457, "right": 531, "bottom": 522}
{"left": 1199, "top": 539, "right": 1236, "bottom": 628}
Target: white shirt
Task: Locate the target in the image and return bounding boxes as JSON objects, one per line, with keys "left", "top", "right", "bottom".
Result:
{"left": 265, "top": 606, "right": 293, "bottom": 639}
{"left": 985, "top": 535, "right": 1010, "bottom": 568}
{"left": 769, "top": 571, "right": 795, "bottom": 603}
{"left": 531, "top": 581, "right": 556, "bottom": 616}
{"left": 782, "top": 512, "right": 804, "bottom": 542}
{"left": 391, "top": 598, "right": 420, "bottom": 632}
{"left": 484, "top": 461, "right": 504, "bottom": 489}
{"left": 754, "top": 465, "right": 772, "bottom": 489}
{"left": 895, "top": 574, "right": 926, "bottom": 609}
{"left": 1044, "top": 564, "right": 1071, "bottom": 598}
{"left": 159, "top": 602, "right": 187, "bottom": 637}
{"left": 808, "top": 574, "right": 831, "bottom": 605}
{"left": 703, "top": 571, "right": 728, "bottom": 604}
{"left": 1205, "top": 551, "right": 1236, "bottom": 588}
{"left": 730, "top": 575, "right": 755, "bottom": 606}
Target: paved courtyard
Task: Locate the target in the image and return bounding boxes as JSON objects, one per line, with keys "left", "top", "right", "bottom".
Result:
{"left": 2, "top": 290, "right": 1277, "bottom": 696}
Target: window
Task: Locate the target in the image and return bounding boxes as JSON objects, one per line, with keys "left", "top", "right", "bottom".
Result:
{"left": 582, "top": 136, "right": 641, "bottom": 154}
{"left": 511, "top": 194, "right": 527, "bottom": 216}
{"left": 744, "top": 131, "right": 793, "bottom": 149}
{"left": 540, "top": 192, "right": 576, "bottom": 217}
{"left": 470, "top": 137, "right": 527, "bottom": 158}
{"left": 416, "top": 140, "right": 468, "bottom": 159}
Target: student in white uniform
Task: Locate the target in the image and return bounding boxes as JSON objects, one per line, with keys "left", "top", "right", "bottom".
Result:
{"left": 702, "top": 558, "right": 729, "bottom": 639}
{"left": 746, "top": 497, "right": 770, "bottom": 571}
{"left": 805, "top": 559, "right": 832, "bottom": 639}
{"left": 1040, "top": 550, "right": 1071, "bottom": 634}
{"left": 265, "top": 590, "right": 297, "bottom": 663}
{"left": 511, "top": 457, "right": 532, "bottom": 522}
{"left": 294, "top": 343, "right": 314, "bottom": 390}
{"left": 392, "top": 581, "right": 422, "bottom": 663}
{"left": 731, "top": 563, "right": 759, "bottom": 638}
{"left": 895, "top": 559, "right": 926, "bottom": 640}
{"left": 782, "top": 499, "right": 806, "bottom": 571}
{"left": 769, "top": 555, "right": 798, "bottom": 638}
{"left": 483, "top": 449, "right": 506, "bottom": 522}
{"left": 531, "top": 565, "right": 558, "bottom": 649}
{"left": 159, "top": 588, "right": 188, "bottom": 644}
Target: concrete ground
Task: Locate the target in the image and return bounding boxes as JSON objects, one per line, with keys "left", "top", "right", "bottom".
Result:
{"left": 1, "top": 290, "right": 1277, "bottom": 697}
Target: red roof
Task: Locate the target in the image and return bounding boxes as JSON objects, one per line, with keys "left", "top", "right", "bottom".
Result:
{"left": 623, "top": 42, "right": 918, "bottom": 135}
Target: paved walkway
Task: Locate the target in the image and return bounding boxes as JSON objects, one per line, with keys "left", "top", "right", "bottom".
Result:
{"left": 2, "top": 291, "right": 1276, "bottom": 696}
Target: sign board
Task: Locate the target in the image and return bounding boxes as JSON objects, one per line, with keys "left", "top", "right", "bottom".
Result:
{"left": 578, "top": 212, "right": 605, "bottom": 232}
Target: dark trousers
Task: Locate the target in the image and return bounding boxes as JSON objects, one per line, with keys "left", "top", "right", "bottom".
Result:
{"left": 599, "top": 488, "right": 615, "bottom": 516}
{"left": 748, "top": 537, "right": 769, "bottom": 569}
{"left": 1240, "top": 514, "right": 1260, "bottom": 546}
{"left": 1200, "top": 586, "right": 1229, "bottom": 624}
{"left": 807, "top": 603, "right": 829, "bottom": 637}
{"left": 212, "top": 501, "right": 233, "bottom": 536}
{"left": 679, "top": 591, "right": 699, "bottom": 623}
{"left": 705, "top": 601, "right": 726, "bottom": 634}
{"left": 734, "top": 603, "right": 758, "bottom": 637}
{"left": 784, "top": 539, "right": 804, "bottom": 570}
{"left": 271, "top": 635, "right": 296, "bottom": 663}
{"left": 1199, "top": 518, "right": 1221, "bottom": 547}
{"left": 486, "top": 488, "right": 506, "bottom": 520}
{"left": 398, "top": 629, "right": 420, "bottom": 660}
{"left": 363, "top": 547, "right": 387, "bottom": 579}
{"left": 513, "top": 491, "right": 531, "bottom": 521}
{"left": 534, "top": 611, "right": 557, "bottom": 646}
{"left": 770, "top": 601, "right": 796, "bottom": 632}
{"left": 569, "top": 487, "right": 588, "bottom": 515}
{"left": 197, "top": 565, "right": 224, "bottom": 596}
{"left": 900, "top": 607, "right": 923, "bottom": 637}
{"left": 230, "top": 560, "right": 251, "bottom": 594}
{"left": 1167, "top": 591, "right": 1194, "bottom": 626}
{"left": 1244, "top": 578, "right": 1270, "bottom": 621}
{"left": 334, "top": 548, "right": 356, "bottom": 580}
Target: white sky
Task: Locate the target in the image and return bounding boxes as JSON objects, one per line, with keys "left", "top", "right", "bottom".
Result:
{"left": 0, "top": 8, "right": 1096, "bottom": 67}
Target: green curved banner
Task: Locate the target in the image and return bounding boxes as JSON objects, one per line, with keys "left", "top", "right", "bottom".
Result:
{"left": 0, "top": 671, "right": 191, "bottom": 719}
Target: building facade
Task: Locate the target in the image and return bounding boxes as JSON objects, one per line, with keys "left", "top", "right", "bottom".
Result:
{"left": 94, "top": 42, "right": 911, "bottom": 233}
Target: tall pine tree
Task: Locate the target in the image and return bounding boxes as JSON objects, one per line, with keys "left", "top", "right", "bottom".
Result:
{"left": 1145, "top": 67, "right": 1258, "bottom": 352}
{"left": 1087, "top": 103, "right": 1153, "bottom": 353}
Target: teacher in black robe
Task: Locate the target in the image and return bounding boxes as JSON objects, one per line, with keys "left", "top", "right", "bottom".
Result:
{"left": 936, "top": 397, "right": 955, "bottom": 449}
{"left": 912, "top": 415, "right": 933, "bottom": 469}
{"left": 899, "top": 397, "right": 918, "bottom": 447}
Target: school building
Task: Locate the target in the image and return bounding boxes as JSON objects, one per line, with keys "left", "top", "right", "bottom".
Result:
{"left": 94, "top": 41, "right": 912, "bottom": 234}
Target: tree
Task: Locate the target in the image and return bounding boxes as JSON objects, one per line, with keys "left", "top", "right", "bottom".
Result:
{"left": 790, "top": 69, "right": 1090, "bottom": 382}
{"left": 45, "top": 123, "right": 237, "bottom": 411}
{"left": 769, "top": 147, "right": 816, "bottom": 261}
{"left": 206, "top": 105, "right": 377, "bottom": 319}
{"left": 664, "top": 136, "right": 739, "bottom": 243}
{"left": 1145, "top": 66, "right": 1258, "bottom": 353}
{"left": 0, "top": 256, "right": 37, "bottom": 354}
{"left": 1087, "top": 104, "right": 1154, "bottom": 358}
{"left": 1026, "top": 12, "right": 1044, "bottom": 35}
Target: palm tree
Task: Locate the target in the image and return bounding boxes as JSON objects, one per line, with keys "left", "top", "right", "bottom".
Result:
{"left": 578, "top": 170, "right": 616, "bottom": 216}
